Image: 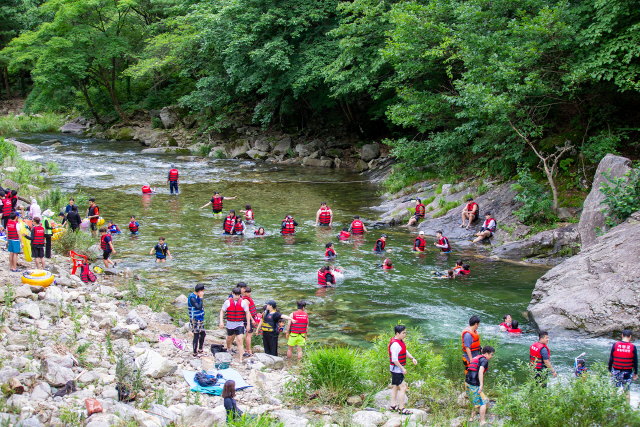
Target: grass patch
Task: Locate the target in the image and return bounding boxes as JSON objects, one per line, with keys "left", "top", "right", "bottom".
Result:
{"left": 123, "top": 279, "right": 171, "bottom": 312}
{"left": 432, "top": 199, "right": 459, "bottom": 218}
{"left": 52, "top": 230, "right": 97, "bottom": 261}
{"left": 382, "top": 166, "right": 437, "bottom": 195}
{"left": 477, "top": 183, "right": 489, "bottom": 195}
{"left": 197, "top": 144, "right": 212, "bottom": 157}
{"left": 423, "top": 195, "right": 436, "bottom": 205}
{"left": 435, "top": 182, "right": 444, "bottom": 195}
{"left": 0, "top": 113, "right": 64, "bottom": 135}
{"left": 0, "top": 137, "right": 19, "bottom": 164}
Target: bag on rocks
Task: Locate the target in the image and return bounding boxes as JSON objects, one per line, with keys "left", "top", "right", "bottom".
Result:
{"left": 80, "top": 262, "right": 97, "bottom": 283}
{"left": 53, "top": 380, "right": 77, "bottom": 397}
{"left": 194, "top": 371, "right": 219, "bottom": 387}
{"left": 85, "top": 398, "right": 103, "bottom": 416}
{"left": 211, "top": 344, "right": 226, "bottom": 354}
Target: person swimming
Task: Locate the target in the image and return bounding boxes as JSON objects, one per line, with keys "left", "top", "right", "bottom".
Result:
{"left": 254, "top": 227, "right": 266, "bottom": 236}
{"left": 381, "top": 258, "right": 394, "bottom": 270}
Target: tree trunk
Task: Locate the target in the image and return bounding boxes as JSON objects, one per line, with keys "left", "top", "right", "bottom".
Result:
{"left": 79, "top": 79, "right": 104, "bottom": 126}
{"left": 541, "top": 162, "right": 559, "bottom": 212}
{"left": 3, "top": 67, "right": 11, "bottom": 99}
{"left": 98, "top": 66, "right": 128, "bottom": 124}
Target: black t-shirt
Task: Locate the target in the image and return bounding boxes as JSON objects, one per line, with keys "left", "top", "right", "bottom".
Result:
{"left": 465, "top": 357, "right": 489, "bottom": 386}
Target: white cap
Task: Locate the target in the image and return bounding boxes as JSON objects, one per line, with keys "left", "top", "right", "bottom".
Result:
{"left": 419, "top": 231, "right": 424, "bottom": 235}
{"left": 42, "top": 209, "right": 53, "bottom": 217}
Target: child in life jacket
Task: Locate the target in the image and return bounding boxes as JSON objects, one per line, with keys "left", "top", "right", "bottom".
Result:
{"left": 108, "top": 220, "right": 121, "bottom": 234}
{"left": 381, "top": 258, "right": 394, "bottom": 270}
{"left": 128, "top": 216, "right": 139, "bottom": 235}
{"left": 254, "top": 227, "right": 266, "bottom": 236}
{"left": 506, "top": 320, "right": 522, "bottom": 334}
{"left": 338, "top": 227, "right": 351, "bottom": 241}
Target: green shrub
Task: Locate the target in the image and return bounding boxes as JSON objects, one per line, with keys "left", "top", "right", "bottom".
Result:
{"left": 463, "top": 193, "right": 474, "bottom": 201}
{"left": 227, "top": 414, "right": 284, "bottom": 427}
{"left": 151, "top": 117, "right": 163, "bottom": 129}
{"left": 423, "top": 195, "right": 436, "bottom": 205}
{"left": 38, "top": 188, "right": 66, "bottom": 213}
{"left": 599, "top": 166, "right": 640, "bottom": 227}
{"left": 10, "top": 159, "right": 43, "bottom": 185}
{"left": 382, "top": 165, "right": 436, "bottom": 194}
{"left": 494, "top": 362, "right": 640, "bottom": 427}
{"left": 53, "top": 230, "right": 97, "bottom": 261}
{"left": 0, "top": 113, "right": 64, "bottom": 135}
{"left": 442, "top": 338, "right": 465, "bottom": 380}
{"left": 214, "top": 149, "right": 226, "bottom": 159}
{"left": 477, "top": 183, "right": 489, "bottom": 195}
{"left": 197, "top": 144, "right": 212, "bottom": 157}
{"left": 0, "top": 137, "right": 18, "bottom": 164}
{"left": 435, "top": 182, "right": 444, "bottom": 195}
{"left": 512, "top": 168, "right": 555, "bottom": 223}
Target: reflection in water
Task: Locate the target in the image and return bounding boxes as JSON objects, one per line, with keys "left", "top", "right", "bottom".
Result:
{"left": 11, "top": 132, "right": 638, "bottom": 401}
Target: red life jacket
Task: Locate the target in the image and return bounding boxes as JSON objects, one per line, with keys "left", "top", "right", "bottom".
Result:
{"left": 142, "top": 185, "right": 152, "bottom": 194}
{"left": 32, "top": 225, "right": 45, "bottom": 246}
{"left": 80, "top": 263, "right": 97, "bottom": 283}
{"left": 382, "top": 264, "right": 394, "bottom": 270}
{"left": 339, "top": 230, "right": 351, "bottom": 240}
{"left": 282, "top": 219, "right": 295, "bottom": 234}
{"left": 325, "top": 248, "right": 336, "bottom": 257}
{"left": 466, "top": 355, "right": 486, "bottom": 373}
{"left": 6, "top": 220, "right": 19, "bottom": 240}
{"left": 530, "top": 341, "right": 550, "bottom": 370}
{"left": 223, "top": 215, "right": 235, "bottom": 233}
{"left": 129, "top": 221, "right": 138, "bottom": 232}
{"left": 212, "top": 196, "right": 223, "bottom": 211}
{"left": 2, "top": 198, "right": 12, "bottom": 216}
{"left": 388, "top": 338, "right": 407, "bottom": 366}
{"left": 415, "top": 204, "right": 425, "bottom": 218}
{"left": 234, "top": 221, "right": 244, "bottom": 233}
{"left": 254, "top": 229, "right": 264, "bottom": 235}
{"left": 351, "top": 220, "right": 364, "bottom": 234}
{"left": 169, "top": 168, "right": 179, "bottom": 181}
{"left": 290, "top": 310, "right": 308, "bottom": 334}
{"left": 100, "top": 234, "right": 110, "bottom": 251}
{"left": 318, "top": 269, "right": 329, "bottom": 286}
{"left": 483, "top": 218, "right": 496, "bottom": 232}
{"left": 243, "top": 296, "right": 258, "bottom": 320}
{"left": 226, "top": 298, "right": 245, "bottom": 322}
{"left": 467, "top": 202, "right": 478, "bottom": 213}
{"left": 375, "top": 239, "right": 385, "bottom": 252}
{"left": 319, "top": 207, "right": 331, "bottom": 225}
{"left": 245, "top": 209, "right": 254, "bottom": 221}
{"left": 457, "top": 269, "right": 470, "bottom": 276}
{"left": 462, "top": 328, "right": 481, "bottom": 354}
{"left": 438, "top": 236, "right": 451, "bottom": 252}
{"left": 507, "top": 328, "right": 522, "bottom": 334}
{"left": 499, "top": 322, "right": 511, "bottom": 329}
{"left": 612, "top": 341, "right": 635, "bottom": 371}
{"left": 414, "top": 236, "right": 426, "bottom": 251}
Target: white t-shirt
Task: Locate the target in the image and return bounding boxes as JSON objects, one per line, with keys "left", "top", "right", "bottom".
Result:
{"left": 390, "top": 342, "right": 404, "bottom": 373}
{"left": 222, "top": 299, "right": 249, "bottom": 329}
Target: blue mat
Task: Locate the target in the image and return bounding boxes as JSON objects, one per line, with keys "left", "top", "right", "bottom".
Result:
{"left": 182, "top": 368, "right": 252, "bottom": 395}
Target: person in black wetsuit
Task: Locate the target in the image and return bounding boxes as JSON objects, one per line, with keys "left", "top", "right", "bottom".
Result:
{"left": 374, "top": 234, "right": 387, "bottom": 253}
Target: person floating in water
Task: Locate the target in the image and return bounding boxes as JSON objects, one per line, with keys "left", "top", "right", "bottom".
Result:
{"left": 506, "top": 320, "right": 521, "bottom": 334}
{"left": 142, "top": 185, "right": 156, "bottom": 194}
{"left": 254, "top": 227, "right": 265, "bottom": 236}
{"left": 240, "top": 204, "right": 254, "bottom": 223}
{"left": 150, "top": 236, "right": 172, "bottom": 262}
{"left": 338, "top": 227, "right": 351, "bottom": 241}
{"left": 499, "top": 314, "right": 512, "bottom": 331}
{"left": 325, "top": 242, "right": 336, "bottom": 258}
{"left": 374, "top": 234, "right": 387, "bottom": 253}
{"left": 281, "top": 215, "right": 298, "bottom": 235}
{"left": 407, "top": 199, "right": 426, "bottom": 227}
{"left": 167, "top": 164, "right": 179, "bottom": 195}
{"left": 473, "top": 213, "right": 496, "bottom": 243}
{"left": 317, "top": 265, "right": 335, "bottom": 287}
{"left": 200, "top": 191, "right": 237, "bottom": 215}
{"left": 315, "top": 202, "right": 333, "bottom": 227}
{"left": 128, "top": 216, "right": 139, "bottom": 235}
{"left": 381, "top": 258, "right": 394, "bottom": 270}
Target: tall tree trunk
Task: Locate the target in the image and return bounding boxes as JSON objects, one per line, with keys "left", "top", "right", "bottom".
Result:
{"left": 20, "top": 71, "right": 25, "bottom": 98}
{"left": 79, "top": 79, "right": 104, "bottom": 126}
{"left": 99, "top": 66, "right": 128, "bottom": 124}
{"left": 4, "top": 68, "right": 11, "bottom": 99}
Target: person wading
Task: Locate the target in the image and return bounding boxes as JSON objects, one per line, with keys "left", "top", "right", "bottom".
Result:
{"left": 200, "top": 191, "right": 238, "bottom": 215}
{"left": 413, "top": 230, "right": 426, "bottom": 252}
{"left": 349, "top": 215, "right": 367, "bottom": 234}
{"left": 530, "top": 331, "right": 557, "bottom": 386}
{"left": 608, "top": 329, "right": 638, "bottom": 402}
{"left": 465, "top": 346, "right": 495, "bottom": 426}
{"left": 167, "top": 164, "right": 180, "bottom": 195}
{"left": 462, "top": 316, "right": 481, "bottom": 374}
{"left": 315, "top": 202, "right": 333, "bottom": 227}
{"left": 388, "top": 324, "right": 417, "bottom": 415}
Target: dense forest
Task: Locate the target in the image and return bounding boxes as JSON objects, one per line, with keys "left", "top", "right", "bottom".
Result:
{"left": 1, "top": 0, "right": 639, "bottom": 182}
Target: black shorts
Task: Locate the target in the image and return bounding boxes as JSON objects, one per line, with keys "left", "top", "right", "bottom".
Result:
{"left": 391, "top": 372, "right": 405, "bottom": 386}
{"left": 227, "top": 326, "right": 245, "bottom": 336}
{"left": 103, "top": 250, "right": 112, "bottom": 260}
{"left": 32, "top": 246, "right": 45, "bottom": 258}
{"left": 213, "top": 209, "right": 222, "bottom": 214}
{"left": 318, "top": 223, "right": 330, "bottom": 227}
{"left": 244, "top": 320, "right": 255, "bottom": 334}
{"left": 90, "top": 222, "right": 97, "bottom": 230}
{"left": 413, "top": 214, "right": 424, "bottom": 221}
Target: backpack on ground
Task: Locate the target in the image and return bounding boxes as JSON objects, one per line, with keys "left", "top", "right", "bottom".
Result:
{"left": 80, "top": 262, "right": 97, "bottom": 283}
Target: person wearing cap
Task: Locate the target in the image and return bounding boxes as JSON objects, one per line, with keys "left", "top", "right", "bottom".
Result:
{"left": 188, "top": 284, "right": 207, "bottom": 358}
{"left": 407, "top": 198, "right": 426, "bottom": 226}
{"left": 413, "top": 231, "right": 426, "bottom": 252}
{"left": 167, "top": 164, "right": 180, "bottom": 195}
{"left": 220, "top": 287, "right": 253, "bottom": 362}
{"left": 257, "top": 300, "right": 295, "bottom": 356}
{"left": 461, "top": 197, "right": 479, "bottom": 229}
{"left": 374, "top": 234, "right": 387, "bottom": 253}
{"left": 42, "top": 209, "right": 55, "bottom": 259}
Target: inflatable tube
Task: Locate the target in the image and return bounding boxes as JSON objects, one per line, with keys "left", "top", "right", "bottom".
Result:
{"left": 21, "top": 270, "right": 55, "bottom": 288}
{"left": 17, "top": 220, "right": 32, "bottom": 262}
{"left": 80, "top": 219, "right": 90, "bottom": 230}
{"left": 52, "top": 229, "right": 66, "bottom": 241}
{"left": 96, "top": 217, "right": 105, "bottom": 227}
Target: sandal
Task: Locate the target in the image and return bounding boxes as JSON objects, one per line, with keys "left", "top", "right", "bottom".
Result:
{"left": 243, "top": 352, "right": 251, "bottom": 357}
{"left": 398, "top": 408, "right": 412, "bottom": 415}
{"left": 388, "top": 406, "right": 398, "bottom": 412}
{"left": 193, "top": 353, "right": 201, "bottom": 358}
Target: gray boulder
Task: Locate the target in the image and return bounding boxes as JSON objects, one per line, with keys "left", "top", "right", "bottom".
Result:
{"left": 253, "top": 138, "right": 271, "bottom": 152}
{"left": 159, "top": 106, "right": 180, "bottom": 129}
{"left": 7, "top": 334, "right": 29, "bottom": 347}
{"left": 110, "top": 326, "right": 133, "bottom": 340}
{"left": 578, "top": 154, "right": 632, "bottom": 248}
{"left": 253, "top": 353, "right": 284, "bottom": 369}
{"left": 272, "top": 136, "right": 292, "bottom": 155}
{"left": 85, "top": 413, "right": 122, "bottom": 427}
{"left": 294, "top": 143, "right": 313, "bottom": 157}
{"left": 126, "top": 310, "right": 147, "bottom": 330}
{"left": 41, "top": 359, "right": 74, "bottom": 386}
{"left": 181, "top": 405, "right": 227, "bottom": 426}
{"left": 229, "top": 140, "right": 251, "bottom": 158}
{"left": 271, "top": 409, "right": 309, "bottom": 427}
{"left": 137, "top": 349, "right": 177, "bottom": 378}
{"left": 492, "top": 224, "right": 580, "bottom": 261}
{"left": 360, "top": 143, "right": 380, "bottom": 162}
{"left": 15, "top": 284, "right": 34, "bottom": 299}
{"left": 373, "top": 389, "right": 408, "bottom": 409}
{"left": 59, "top": 122, "right": 87, "bottom": 134}
{"left": 149, "top": 404, "right": 177, "bottom": 427}
{"left": 8, "top": 138, "right": 38, "bottom": 152}
{"left": 528, "top": 211, "right": 640, "bottom": 336}
{"left": 18, "top": 302, "right": 40, "bottom": 319}
{"left": 246, "top": 149, "right": 269, "bottom": 160}
{"left": 302, "top": 157, "right": 333, "bottom": 168}
{"left": 214, "top": 352, "right": 233, "bottom": 364}
{"left": 0, "top": 367, "right": 20, "bottom": 383}
{"left": 352, "top": 411, "right": 386, "bottom": 427}
{"left": 30, "top": 382, "right": 51, "bottom": 400}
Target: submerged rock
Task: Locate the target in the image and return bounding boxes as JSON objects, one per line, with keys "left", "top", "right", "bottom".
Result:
{"left": 528, "top": 211, "right": 640, "bottom": 336}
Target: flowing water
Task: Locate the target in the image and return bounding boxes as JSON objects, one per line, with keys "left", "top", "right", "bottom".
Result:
{"left": 12, "top": 133, "right": 639, "bottom": 402}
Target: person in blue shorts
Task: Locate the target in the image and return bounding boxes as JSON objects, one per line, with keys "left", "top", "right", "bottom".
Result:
{"left": 465, "top": 345, "right": 495, "bottom": 426}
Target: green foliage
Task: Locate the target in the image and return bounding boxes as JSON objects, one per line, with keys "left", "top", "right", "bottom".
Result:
{"left": 477, "top": 183, "right": 489, "bottom": 195}
{"left": 38, "top": 187, "right": 65, "bottom": 213}
{"left": 197, "top": 144, "right": 212, "bottom": 157}
{"left": 151, "top": 117, "right": 163, "bottom": 129}
{"left": 382, "top": 166, "right": 435, "bottom": 195}
{"left": 512, "top": 168, "right": 555, "bottom": 224}
{"left": 10, "top": 158, "right": 42, "bottom": 185}
{"left": 227, "top": 415, "right": 284, "bottom": 427}
{"left": 124, "top": 279, "right": 170, "bottom": 313}
{"left": 52, "top": 230, "right": 96, "bottom": 261}
{"left": 0, "top": 113, "right": 65, "bottom": 135}
{"left": 599, "top": 166, "right": 640, "bottom": 227}
{"left": 0, "top": 137, "right": 18, "bottom": 165}
{"left": 494, "top": 362, "right": 640, "bottom": 427}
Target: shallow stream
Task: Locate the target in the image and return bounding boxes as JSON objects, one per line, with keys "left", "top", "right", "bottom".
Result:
{"left": 13, "top": 133, "right": 638, "bottom": 402}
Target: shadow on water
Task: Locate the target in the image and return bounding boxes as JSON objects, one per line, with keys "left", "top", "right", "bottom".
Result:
{"left": 14, "top": 132, "right": 638, "bottom": 401}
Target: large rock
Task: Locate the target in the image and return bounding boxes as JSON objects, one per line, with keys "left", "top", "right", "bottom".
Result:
{"left": 528, "top": 211, "right": 640, "bottom": 336}
{"left": 0, "top": 367, "right": 20, "bottom": 383}
{"left": 148, "top": 404, "right": 177, "bottom": 427}
{"left": 254, "top": 138, "right": 271, "bottom": 152}
{"left": 30, "top": 382, "right": 51, "bottom": 400}
{"left": 137, "top": 349, "right": 177, "bottom": 378}
{"left": 8, "top": 138, "right": 38, "bottom": 152}
{"left": 15, "top": 284, "right": 34, "bottom": 299}
{"left": 272, "top": 136, "right": 292, "bottom": 155}
{"left": 302, "top": 157, "right": 333, "bottom": 168}
{"left": 59, "top": 122, "right": 87, "bottom": 134}
{"left": 7, "top": 334, "right": 29, "bottom": 347}
{"left": 126, "top": 310, "right": 147, "bottom": 330}
{"left": 252, "top": 353, "right": 284, "bottom": 369}
{"left": 492, "top": 224, "right": 580, "bottom": 261}
{"left": 352, "top": 411, "right": 386, "bottom": 427}
{"left": 373, "top": 389, "right": 408, "bottom": 409}
{"left": 41, "top": 359, "right": 74, "bottom": 387}
{"left": 271, "top": 409, "right": 309, "bottom": 427}
{"left": 181, "top": 405, "right": 227, "bottom": 426}
{"left": 159, "top": 106, "right": 181, "bottom": 129}
{"left": 360, "top": 143, "right": 380, "bottom": 162}
{"left": 18, "top": 302, "right": 40, "bottom": 319}
{"left": 229, "top": 140, "right": 251, "bottom": 158}
{"left": 110, "top": 326, "right": 133, "bottom": 340}
{"left": 578, "top": 154, "right": 632, "bottom": 248}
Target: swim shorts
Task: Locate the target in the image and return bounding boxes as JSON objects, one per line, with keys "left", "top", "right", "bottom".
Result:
{"left": 465, "top": 383, "right": 488, "bottom": 407}
{"left": 243, "top": 319, "right": 255, "bottom": 334}
{"left": 612, "top": 369, "right": 633, "bottom": 390}
{"left": 90, "top": 222, "right": 97, "bottom": 231}
{"left": 227, "top": 326, "right": 245, "bottom": 336}
{"left": 8, "top": 239, "right": 20, "bottom": 253}
{"left": 391, "top": 372, "right": 405, "bottom": 386}
{"left": 287, "top": 333, "right": 306, "bottom": 347}
{"left": 32, "top": 247, "right": 45, "bottom": 258}
{"left": 103, "top": 250, "right": 112, "bottom": 260}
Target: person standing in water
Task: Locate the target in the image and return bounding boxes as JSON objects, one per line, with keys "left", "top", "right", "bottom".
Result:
{"left": 240, "top": 204, "right": 254, "bottom": 223}
{"left": 167, "top": 164, "right": 179, "bottom": 195}
{"left": 200, "top": 191, "right": 237, "bottom": 215}
{"left": 608, "top": 329, "right": 638, "bottom": 401}
{"left": 465, "top": 346, "right": 495, "bottom": 426}
{"left": 462, "top": 316, "right": 481, "bottom": 374}
{"left": 233, "top": 217, "right": 246, "bottom": 235}
{"left": 315, "top": 202, "right": 333, "bottom": 227}
{"left": 388, "top": 324, "right": 418, "bottom": 415}
{"left": 222, "top": 210, "right": 237, "bottom": 234}
{"left": 413, "top": 230, "right": 426, "bottom": 252}
{"left": 434, "top": 230, "right": 452, "bottom": 253}
{"left": 286, "top": 300, "right": 309, "bottom": 361}
{"left": 325, "top": 242, "right": 336, "bottom": 258}
{"left": 530, "top": 331, "right": 557, "bottom": 385}
{"left": 374, "top": 234, "right": 387, "bottom": 253}
{"left": 281, "top": 215, "right": 298, "bottom": 235}
{"left": 349, "top": 215, "right": 367, "bottom": 234}
{"left": 150, "top": 236, "right": 172, "bottom": 262}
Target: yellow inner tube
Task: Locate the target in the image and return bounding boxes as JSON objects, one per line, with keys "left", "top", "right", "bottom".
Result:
{"left": 52, "top": 229, "right": 66, "bottom": 241}
{"left": 21, "top": 270, "right": 55, "bottom": 288}
{"left": 96, "top": 217, "right": 105, "bottom": 227}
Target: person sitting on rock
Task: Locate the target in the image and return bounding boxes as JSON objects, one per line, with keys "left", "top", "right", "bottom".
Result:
{"left": 407, "top": 199, "right": 426, "bottom": 227}
{"left": 461, "top": 197, "right": 479, "bottom": 229}
{"left": 473, "top": 213, "right": 496, "bottom": 243}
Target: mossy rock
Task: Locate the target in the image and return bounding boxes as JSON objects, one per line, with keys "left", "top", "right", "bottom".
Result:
{"left": 325, "top": 148, "right": 342, "bottom": 158}
{"left": 171, "top": 148, "right": 191, "bottom": 155}
{"left": 168, "top": 136, "right": 178, "bottom": 147}
{"left": 116, "top": 127, "right": 134, "bottom": 140}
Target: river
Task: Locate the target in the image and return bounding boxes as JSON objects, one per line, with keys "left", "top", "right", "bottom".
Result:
{"left": 13, "top": 132, "right": 638, "bottom": 402}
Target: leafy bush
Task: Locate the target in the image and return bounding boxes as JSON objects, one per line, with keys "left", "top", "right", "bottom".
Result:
{"left": 494, "top": 362, "right": 640, "bottom": 427}
{"left": 197, "top": 144, "right": 212, "bottom": 157}
{"left": 442, "top": 338, "right": 465, "bottom": 380}
{"left": 382, "top": 165, "right": 435, "bottom": 194}
{"left": 53, "top": 230, "right": 97, "bottom": 261}
{"left": 10, "top": 159, "right": 43, "bottom": 185}
{"left": 599, "top": 166, "right": 640, "bottom": 227}
{"left": 512, "top": 168, "right": 555, "bottom": 223}
{"left": 0, "top": 137, "right": 18, "bottom": 164}
{"left": 0, "top": 113, "right": 64, "bottom": 135}
{"left": 38, "top": 188, "right": 66, "bottom": 213}
{"left": 151, "top": 117, "right": 163, "bottom": 129}
{"left": 423, "top": 195, "right": 436, "bottom": 205}
{"left": 477, "top": 183, "right": 489, "bottom": 195}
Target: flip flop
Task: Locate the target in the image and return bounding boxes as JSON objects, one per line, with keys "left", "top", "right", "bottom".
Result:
{"left": 398, "top": 408, "right": 412, "bottom": 415}
{"left": 388, "top": 406, "right": 398, "bottom": 412}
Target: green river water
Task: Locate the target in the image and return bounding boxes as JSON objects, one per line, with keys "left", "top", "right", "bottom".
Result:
{"left": 13, "top": 133, "right": 638, "bottom": 401}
